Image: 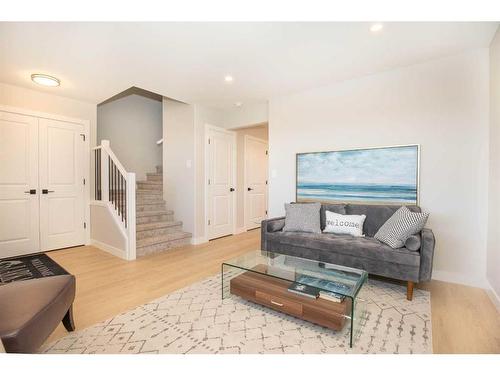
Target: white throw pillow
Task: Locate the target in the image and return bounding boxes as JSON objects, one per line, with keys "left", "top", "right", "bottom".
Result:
{"left": 323, "top": 211, "right": 366, "bottom": 237}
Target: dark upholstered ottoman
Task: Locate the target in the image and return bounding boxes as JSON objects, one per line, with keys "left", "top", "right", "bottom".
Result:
{"left": 0, "top": 275, "right": 76, "bottom": 353}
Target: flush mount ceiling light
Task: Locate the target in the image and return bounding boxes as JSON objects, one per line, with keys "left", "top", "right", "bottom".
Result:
{"left": 234, "top": 102, "right": 243, "bottom": 107}
{"left": 224, "top": 75, "right": 234, "bottom": 83}
{"left": 31, "top": 74, "right": 60, "bottom": 87}
{"left": 370, "top": 23, "right": 384, "bottom": 33}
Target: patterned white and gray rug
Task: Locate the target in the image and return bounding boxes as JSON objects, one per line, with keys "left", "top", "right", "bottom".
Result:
{"left": 41, "top": 275, "right": 432, "bottom": 354}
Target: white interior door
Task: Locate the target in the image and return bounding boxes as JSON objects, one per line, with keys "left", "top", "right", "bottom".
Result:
{"left": 39, "top": 118, "right": 85, "bottom": 251}
{"left": 207, "top": 127, "right": 235, "bottom": 240}
{"left": 244, "top": 136, "right": 268, "bottom": 230}
{"left": 0, "top": 111, "right": 40, "bottom": 258}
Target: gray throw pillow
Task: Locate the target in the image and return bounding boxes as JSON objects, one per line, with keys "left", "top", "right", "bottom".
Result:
{"left": 374, "top": 206, "right": 429, "bottom": 249}
{"left": 283, "top": 202, "right": 321, "bottom": 233}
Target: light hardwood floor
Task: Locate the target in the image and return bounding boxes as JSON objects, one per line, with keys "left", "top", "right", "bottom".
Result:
{"left": 46, "top": 230, "right": 500, "bottom": 354}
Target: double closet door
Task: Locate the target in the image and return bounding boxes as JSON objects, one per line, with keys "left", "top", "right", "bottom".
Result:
{"left": 0, "top": 110, "right": 86, "bottom": 258}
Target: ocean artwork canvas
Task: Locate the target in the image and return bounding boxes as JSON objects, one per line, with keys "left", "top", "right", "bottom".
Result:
{"left": 296, "top": 145, "right": 419, "bottom": 205}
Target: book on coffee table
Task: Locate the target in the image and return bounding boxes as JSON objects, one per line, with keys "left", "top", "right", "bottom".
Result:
{"left": 287, "top": 282, "right": 319, "bottom": 299}
{"left": 318, "top": 290, "right": 345, "bottom": 303}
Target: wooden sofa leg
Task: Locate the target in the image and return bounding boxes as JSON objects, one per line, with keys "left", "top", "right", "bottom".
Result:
{"left": 62, "top": 305, "right": 75, "bottom": 332}
{"left": 407, "top": 281, "right": 414, "bottom": 301}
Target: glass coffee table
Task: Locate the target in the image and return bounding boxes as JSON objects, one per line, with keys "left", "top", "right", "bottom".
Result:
{"left": 221, "top": 250, "right": 368, "bottom": 348}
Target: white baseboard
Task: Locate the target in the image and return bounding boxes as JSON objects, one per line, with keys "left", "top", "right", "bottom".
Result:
{"left": 191, "top": 236, "right": 208, "bottom": 245}
{"left": 234, "top": 227, "right": 246, "bottom": 235}
{"left": 431, "top": 269, "right": 488, "bottom": 289}
{"left": 90, "top": 239, "right": 127, "bottom": 260}
{"left": 486, "top": 282, "right": 500, "bottom": 313}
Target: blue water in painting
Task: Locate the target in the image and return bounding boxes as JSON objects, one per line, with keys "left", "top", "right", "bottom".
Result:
{"left": 297, "top": 182, "right": 417, "bottom": 203}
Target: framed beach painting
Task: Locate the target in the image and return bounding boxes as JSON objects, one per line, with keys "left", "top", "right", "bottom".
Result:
{"left": 296, "top": 144, "right": 420, "bottom": 205}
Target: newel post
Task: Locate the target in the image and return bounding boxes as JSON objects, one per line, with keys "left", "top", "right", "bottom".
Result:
{"left": 100, "top": 140, "right": 110, "bottom": 202}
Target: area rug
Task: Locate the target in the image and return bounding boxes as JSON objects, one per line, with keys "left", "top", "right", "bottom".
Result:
{"left": 0, "top": 254, "right": 68, "bottom": 284}
{"left": 41, "top": 275, "right": 432, "bottom": 354}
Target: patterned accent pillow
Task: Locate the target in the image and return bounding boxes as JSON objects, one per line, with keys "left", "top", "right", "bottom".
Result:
{"left": 283, "top": 202, "right": 321, "bottom": 233}
{"left": 374, "top": 206, "right": 429, "bottom": 249}
{"left": 323, "top": 211, "right": 366, "bottom": 237}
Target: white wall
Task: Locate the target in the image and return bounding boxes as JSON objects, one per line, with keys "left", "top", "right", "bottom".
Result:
{"left": 487, "top": 28, "right": 500, "bottom": 306}
{"left": 223, "top": 101, "right": 268, "bottom": 129}
{"left": 268, "top": 49, "right": 490, "bottom": 288}
{"left": 163, "top": 98, "right": 196, "bottom": 235}
{"left": 234, "top": 125, "right": 269, "bottom": 230}
{"left": 90, "top": 203, "right": 128, "bottom": 259}
{"left": 98, "top": 94, "right": 162, "bottom": 181}
{"left": 0, "top": 82, "right": 97, "bottom": 147}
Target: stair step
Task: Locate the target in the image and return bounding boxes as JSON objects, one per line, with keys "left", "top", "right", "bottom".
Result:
{"left": 137, "top": 231, "right": 191, "bottom": 248}
{"left": 136, "top": 221, "right": 183, "bottom": 239}
{"left": 136, "top": 220, "right": 183, "bottom": 231}
{"left": 136, "top": 210, "right": 174, "bottom": 224}
{"left": 136, "top": 181, "right": 163, "bottom": 191}
{"left": 146, "top": 173, "right": 162, "bottom": 182}
{"left": 136, "top": 201, "right": 167, "bottom": 212}
{"left": 136, "top": 189, "right": 162, "bottom": 196}
{"left": 136, "top": 232, "right": 192, "bottom": 257}
{"left": 136, "top": 198, "right": 166, "bottom": 205}
{"left": 136, "top": 209, "right": 173, "bottom": 218}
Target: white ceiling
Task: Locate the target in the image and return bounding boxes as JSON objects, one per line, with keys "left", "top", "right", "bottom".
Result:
{"left": 0, "top": 22, "right": 497, "bottom": 108}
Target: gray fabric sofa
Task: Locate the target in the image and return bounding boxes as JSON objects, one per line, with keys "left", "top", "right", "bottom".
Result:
{"left": 261, "top": 203, "right": 435, "bottom": 300}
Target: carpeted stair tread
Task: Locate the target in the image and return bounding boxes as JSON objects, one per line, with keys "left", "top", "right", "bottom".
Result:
{"left": 136, "top": 221, "right": 183, "bottom": 232}
{"left": 136, "top": 209, "right": 174, "bottom": 218}
{"left": 137, "top": 231, "right": 192, "bottom": 248}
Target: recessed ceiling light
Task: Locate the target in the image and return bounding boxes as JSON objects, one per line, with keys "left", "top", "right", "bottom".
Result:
{"left": 31, "top": 74, "right": 60, "bottom": 87}
{"left": 224, "top": 75, "right": 234, "bottom": 83}
{"left": 370, "top": 23, "right": 384, "bottom": 33}
{"left": 234, "top": 102, "right": 243, "bottom": 107}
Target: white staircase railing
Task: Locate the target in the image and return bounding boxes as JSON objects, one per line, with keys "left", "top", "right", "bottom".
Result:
{"left": 92, "top": 140, "right": 136, "bottom": 260}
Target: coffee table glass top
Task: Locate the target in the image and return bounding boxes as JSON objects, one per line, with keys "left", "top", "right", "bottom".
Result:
{"left": 222, "top": 250, "right": 368, "bottom": 299}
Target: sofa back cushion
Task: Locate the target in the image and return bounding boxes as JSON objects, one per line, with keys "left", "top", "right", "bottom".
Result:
{"left": 345, "top": 204, "right": 421, "bottom": 237}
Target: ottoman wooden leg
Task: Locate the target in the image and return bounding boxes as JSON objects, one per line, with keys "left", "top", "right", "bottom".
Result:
{"left": 62, "top": 305, "right": 75, "bottom": 332}
{"left": 407, "top": 281, "right": 414, "bottom": 301}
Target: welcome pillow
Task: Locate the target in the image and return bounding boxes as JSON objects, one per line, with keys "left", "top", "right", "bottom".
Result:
{"left": 323, "top": 211, "right": 366, "bottom": 237}
{"left": 374, "top": 206, "right": 429, "bottom": 248}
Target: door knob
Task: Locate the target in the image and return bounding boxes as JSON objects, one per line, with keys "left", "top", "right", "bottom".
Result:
{"left": 24, "top": 189, "right": 36, "bottom": 195}
{"left": 229, "top": 187, "right": 235, "bottom": 192}
{"left": 247, "top": 187, "right": 253, "bottom": 191}
{"left": 42, "top": 189, "right": 55, "bottom": 194}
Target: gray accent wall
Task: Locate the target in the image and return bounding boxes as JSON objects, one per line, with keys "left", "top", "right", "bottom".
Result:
{"left": 97, "top": 94, "right": 162, "bottom": 181}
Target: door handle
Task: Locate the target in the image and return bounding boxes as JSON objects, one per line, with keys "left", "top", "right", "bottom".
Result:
{"left": 229, "top": 187, "right": 235, "bottom": 192}
{"left": 247, "top": 187, "right": 253, "bottom": 191}
{"left": 42, "top": 189, "right": 55, "bottom": 194}
{"left": 24, "top": 189, "right": 37, "bottom": 195}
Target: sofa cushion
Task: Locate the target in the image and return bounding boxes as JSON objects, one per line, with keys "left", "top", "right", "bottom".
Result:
{"left": 267, "top": 231, "right": 420, "bottom": 267}
{"left": 345, "top": 204, "right": 421, "bottom": 237}
{"left": 320, "top": 204, "right": 346, "bottom": 230}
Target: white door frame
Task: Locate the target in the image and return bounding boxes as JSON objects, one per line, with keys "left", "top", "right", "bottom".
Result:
{"left": 0, "top": 105, "right": 91, "bottom": 248}
{"left": 243, "top": 135, "right": 269, "bottom": 231}
{"left": 204, "top": 124, "right": 237, "bottom": 241}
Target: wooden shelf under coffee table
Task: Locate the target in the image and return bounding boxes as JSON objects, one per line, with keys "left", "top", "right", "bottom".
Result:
{"left": 221, "top": 250, "right": 368, "bottom": 348}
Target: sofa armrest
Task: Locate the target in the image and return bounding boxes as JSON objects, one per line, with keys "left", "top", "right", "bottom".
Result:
{"left": 419, "top": 228, "right": 435, "bottom": 282}
{"left": 261, "top": 217, "right": 285, "bottom": 250}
